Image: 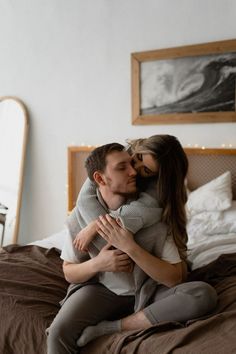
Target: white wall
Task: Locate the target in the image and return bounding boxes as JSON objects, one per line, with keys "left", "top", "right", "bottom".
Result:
{"left": 0, "top": 0, "right": 235, "bottom": 243}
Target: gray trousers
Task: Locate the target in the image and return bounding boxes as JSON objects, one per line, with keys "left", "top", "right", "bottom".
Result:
{"left": 47, "top": 281, "right": 217, "bottom": 354}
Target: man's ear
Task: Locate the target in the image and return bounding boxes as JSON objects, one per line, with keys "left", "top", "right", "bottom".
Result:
{"left": 93, "top": 171, "right": 106, "bottom": 186}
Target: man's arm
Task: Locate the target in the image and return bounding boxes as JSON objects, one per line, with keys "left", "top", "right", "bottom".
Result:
{"left": 63, "top": 243, "right": 134, "bottom": 284}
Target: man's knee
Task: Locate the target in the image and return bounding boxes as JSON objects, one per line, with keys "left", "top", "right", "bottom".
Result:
{"left": 47, "top": 320, "right": 67, "bottom": 342}
{"left": 46, "top": 317, "right": 79, "bottom": 353}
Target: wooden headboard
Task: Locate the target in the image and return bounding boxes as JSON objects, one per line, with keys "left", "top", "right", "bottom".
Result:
{"left": 67, "top": 146, "right": 236, "bottom": 212}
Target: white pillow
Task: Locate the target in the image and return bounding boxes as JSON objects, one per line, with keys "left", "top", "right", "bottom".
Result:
{"left": 29, "top": 228, "right": 67, "bottom": 250}
{"left": 186, "top": 171, "right": 232, "bottom": 216}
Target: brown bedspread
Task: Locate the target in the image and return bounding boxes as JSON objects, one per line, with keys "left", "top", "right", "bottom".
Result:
{"left": 81, "top": 253, "right": 236, "bottom": 354}
{"left": 0, "top": 245, "right": 68, "bottom": 354}
{"left": 0, "top": 245, "right": 236, "bottom": 354}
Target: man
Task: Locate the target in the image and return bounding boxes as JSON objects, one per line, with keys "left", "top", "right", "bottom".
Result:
{"left": 47, "top": 142, "right": 167, "bottom": 353}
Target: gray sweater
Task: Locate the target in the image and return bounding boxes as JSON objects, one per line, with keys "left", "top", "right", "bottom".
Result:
{"left": 67, "top": 178, "right": 162, "bottom": 235}
{"left": 63, "top": 179, "right": 167, "bottom": 311}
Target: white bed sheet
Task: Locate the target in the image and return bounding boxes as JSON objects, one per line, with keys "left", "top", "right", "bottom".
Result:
{"left": 187, "top": 201, "right": 236, "bottom": 270}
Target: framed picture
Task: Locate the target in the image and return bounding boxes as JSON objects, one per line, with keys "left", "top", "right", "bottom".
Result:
{"left": 131, "top": 39, "right": 236, "bottom": 125}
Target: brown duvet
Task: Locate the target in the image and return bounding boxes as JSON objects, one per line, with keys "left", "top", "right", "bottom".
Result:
{"left": 0, "top": 245, "right": 236, "bottom": 354}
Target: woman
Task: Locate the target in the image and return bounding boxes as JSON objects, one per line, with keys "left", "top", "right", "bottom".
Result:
{"left": 72, "top": 135, "right": 217, "bottom": 346}
{"left": 127, "top": 134, "right": 189, "bottom": 265}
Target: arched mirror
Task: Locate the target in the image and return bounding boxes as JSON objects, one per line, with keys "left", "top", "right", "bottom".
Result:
{"left": 0, "top": 97, "right": 29, "bottom": 246}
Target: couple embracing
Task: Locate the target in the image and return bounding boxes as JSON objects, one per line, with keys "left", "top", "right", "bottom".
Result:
{"left": 47, "top": 135, "right": 217, "bottom": 354}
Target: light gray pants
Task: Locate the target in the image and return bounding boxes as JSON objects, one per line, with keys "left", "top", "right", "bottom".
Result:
{"left": 47, "top": 281, "right": 217, "bottom": 354}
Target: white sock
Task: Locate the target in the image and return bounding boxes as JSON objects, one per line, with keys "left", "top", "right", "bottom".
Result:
{"left": 77, "top": 320, "right": 121, "bottom": 347}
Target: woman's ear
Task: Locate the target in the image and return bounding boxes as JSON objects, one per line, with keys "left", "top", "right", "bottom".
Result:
{"left": 93, "top": 171, "right": 106, "bottom": 186}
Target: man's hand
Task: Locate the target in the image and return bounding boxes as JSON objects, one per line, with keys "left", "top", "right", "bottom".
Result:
{"left": 94, "top": 243, "right": 134, "bottom": 273}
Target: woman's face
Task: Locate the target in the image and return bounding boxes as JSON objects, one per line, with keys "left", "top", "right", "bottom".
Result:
{"left": 132, "top": 153, "right": 159, "bottom": 177}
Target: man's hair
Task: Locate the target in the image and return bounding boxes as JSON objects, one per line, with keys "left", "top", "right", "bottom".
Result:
{"left": 85, "top": 142, "right": 125, "bottom": 181}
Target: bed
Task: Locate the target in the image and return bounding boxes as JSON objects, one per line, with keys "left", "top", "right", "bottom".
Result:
{"left": 1, "top": 147, "right": 236, "bottom": 353}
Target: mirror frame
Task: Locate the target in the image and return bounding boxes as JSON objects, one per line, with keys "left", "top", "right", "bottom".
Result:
{"left": 0, "top": 96, "right": 29, "bottom": 244}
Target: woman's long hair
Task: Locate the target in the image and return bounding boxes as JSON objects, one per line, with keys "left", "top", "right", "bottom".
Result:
{"left": 128, "top": 135, "right": 189, "bottom": 262}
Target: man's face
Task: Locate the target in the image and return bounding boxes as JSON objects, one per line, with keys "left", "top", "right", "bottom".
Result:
{"left": 101, "top": 150, "right": 137, "bottom": 196}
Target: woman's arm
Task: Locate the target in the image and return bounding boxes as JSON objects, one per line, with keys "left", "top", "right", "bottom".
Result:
{"left": 96, "top": 214, "right": 185, "bottom": 287}
{"left": 123, "top": 240, "right": 183, "bottom": 287}
{"left": 77, "top": 178, "right": 162, "bottom": 234}
{"left": 76, "top": 178, "right": 107, "bottom": 223}
{"left": 111, "top": 191, "right": 162, "bottom": 233}
{"left": 73, "top": 220, "right": 98, "bottom": 251}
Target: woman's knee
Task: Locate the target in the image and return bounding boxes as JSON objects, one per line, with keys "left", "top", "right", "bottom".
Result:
{"left": 197, "top": 281, "right": 218, "bottom": 312}
{"left": 180, "top": 281, "right": 217, "bottom": 316}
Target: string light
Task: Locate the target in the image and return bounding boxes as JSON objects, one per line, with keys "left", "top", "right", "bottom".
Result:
{"left": 69, "top": 143, "right": 235, "bottom": 150}
{"left": 187, "top": 143, "right": 234, "bottom": 149}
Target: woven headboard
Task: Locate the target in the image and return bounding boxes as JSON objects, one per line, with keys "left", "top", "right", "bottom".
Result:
{"left": 67, "top": 146, "right": 236, "bottom": 212}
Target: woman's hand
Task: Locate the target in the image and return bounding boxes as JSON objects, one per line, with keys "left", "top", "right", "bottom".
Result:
{"left": 96, "top": 214, "right": 135, "bottom": 253}
{"left": 73, "top": 221, "right": 97, "bottom": 252}
{"left": 97, "top": 215, "right": 183, "bottom": 287}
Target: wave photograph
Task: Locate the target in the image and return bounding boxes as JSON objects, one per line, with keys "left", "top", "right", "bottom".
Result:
{"left": 141, "top": 52, "right": 236, "bottom": 115}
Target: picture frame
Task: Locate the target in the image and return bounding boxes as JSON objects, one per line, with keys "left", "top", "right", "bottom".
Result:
{"left": 131, "top": 39, "right": 236, "bottom": 125}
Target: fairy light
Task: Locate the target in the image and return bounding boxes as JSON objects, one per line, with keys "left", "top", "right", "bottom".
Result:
{"left": 69, "top": 143, "right": 235, "bottom": 151}
{"left": 68, "top": 143, "right": 98, "bottom": 148}
{"left": 186, "top": 143, "right": 206, "bottom": 149}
